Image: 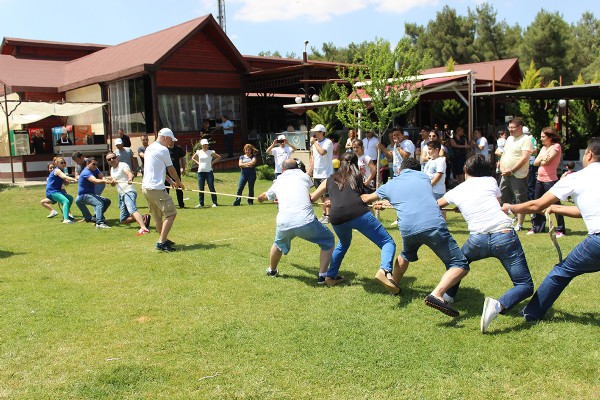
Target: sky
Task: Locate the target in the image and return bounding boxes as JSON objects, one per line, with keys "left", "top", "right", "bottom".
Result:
{"left": 0, "top": 0, "right": 596, "bottom": 58}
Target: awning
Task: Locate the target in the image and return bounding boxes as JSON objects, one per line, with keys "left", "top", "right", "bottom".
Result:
{"left": 1, "top": 93, "right": 106, "bottom": 128}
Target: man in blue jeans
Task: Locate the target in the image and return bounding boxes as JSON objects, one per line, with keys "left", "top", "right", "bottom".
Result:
{"left": 75, "top": 157, "right": 112, "bottom": 229}
{"left": 505, "top": 136, "right": 600, "bottom": 322}
{"left": 438, "top": 154, "right": 534, "bottom": 333}
{"left": 362, "top": 157, "right": 470, "bottom": 317}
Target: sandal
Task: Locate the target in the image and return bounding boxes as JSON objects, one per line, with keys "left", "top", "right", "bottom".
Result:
{"left": 374, "top": 269, "right": 400, "bottom": 294}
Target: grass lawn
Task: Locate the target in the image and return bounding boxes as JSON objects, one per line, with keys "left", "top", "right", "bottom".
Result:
{"left": 0, "top": 171, "right": 598, "bottom": 399}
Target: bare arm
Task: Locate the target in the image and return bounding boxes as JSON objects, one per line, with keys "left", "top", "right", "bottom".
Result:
{"left": 365, "top": 160, "right": 377, "bottom": 186}
{"left": 360, "top": 192, "right": 381, "bottom": 204}
{"left": 546, "top": 204, "right": 582, "bottom": 218}
{"left": 310, "top": 179, "right": 328, "bottom": 202}
{"left": 430, "top": 172, "right": 443, "bottom": 186}
{"left": 310, "top": 137, "right": 327, "bottom": 156}
{"left": 257, "top": 192, "right": 269, "bottom": 203}
{"left": 166, "top": 166, "right": 184, "bottom": 189}
{"left": 503, "top": 191, "right": 560, "bottom": 214}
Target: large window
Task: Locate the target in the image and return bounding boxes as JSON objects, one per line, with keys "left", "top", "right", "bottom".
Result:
{"left": 108, "top": 77, "right": 148, "bottom": 134}
{"left": 158, "top": 94, "right": 240, "bottom": 132}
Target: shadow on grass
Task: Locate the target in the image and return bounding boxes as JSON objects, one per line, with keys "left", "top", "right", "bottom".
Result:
{"left": 545, "top": 309, "right": 600, "bottom": 326}
{"left": 0, "top": 249, "right": 24, "bottom": 259}
{"left": 175, "top": 242, "right": 224, "bottom": 252}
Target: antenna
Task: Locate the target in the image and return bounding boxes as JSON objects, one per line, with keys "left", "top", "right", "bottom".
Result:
{"left": 217, "top": 0, "right": 227, "bottom": 33}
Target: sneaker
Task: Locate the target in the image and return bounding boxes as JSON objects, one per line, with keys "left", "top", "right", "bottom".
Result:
{"left": 390, "top": 220, "right": 398, "bottom": 227}
{"left": 527, "top": 229, "right": 535, "bottom": 235}
{"left": 165, "top": 239, "right": 176, "bottom": 247}
{"left": 514, "top": 224, "right": 522, "bottom": 231}
{"left": 555, "top": 232, "right": 565, "bottom": 238}
{"left": 156, "top": 241, "right": 175, "bottom": 252}
{"left": 195, "top": 204, "right": 203, "bottom": 209}
{"left": 481, "top": 297, "right": 502, "bottom": 334}
{"left": 62, "top": 219, "right": 74, "bottom": 224}
{"left": 442, "top": 293, "right": 454, "bottom": 304}
{"left": 136, "top": 228, "right": 150, "bottom": 236}
{"left": 317, "top": 275, "right": 326, "bottom": 285}
{"left": 265, "top": 267, "right": 278, "bottom": 277}
{"left": 325, "top": 275, "right": 345, "bottom": 286}
{"left": 95, "top": 223, "right": 111, "bottom": 229}
{"left": 47, "top": 210, "right": 59, "bottom": 218}
{"left": 318, "top": 215, "right": 330, "bottom": 224}
{"left": 212, "top": 204, "right": 218, "bottom": 208}
{"left": 231, "top": 203, "right": 240, "bottom": 207}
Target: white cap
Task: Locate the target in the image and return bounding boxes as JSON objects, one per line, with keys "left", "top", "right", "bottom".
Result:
{"left": 310, "top": 124, "right": 326, "bottom": 133}
{"left": 114, "top": 138, "right": 123, "bottom": 145}
{"left": 200, "top": 139, "right": 209, "bottom": 145}
{"left": 277, "top": 134, "right": 286, "bottom": 141}
{"left": 158, "top": 127, "right": 177, "bottom": 141}
{"left": 523, "top": 126, "right": 530, "bottom": 134}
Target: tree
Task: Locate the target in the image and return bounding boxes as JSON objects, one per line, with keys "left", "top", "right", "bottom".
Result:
{"left": 517, "top": 61, "right": 554, "bottom": 137}
{"left": 310, "top": 41, "right": 371, "bottom": 63}
{"left": 306, "top": 83, "right": 340, "bottom": 134}
{"left": 569, "top": 12, "right": 600, "bottom": 81}
{"left": 566, "top": 74, "right": 600, "bottom": 157}
{"left": 469, "top": 3, "right": 511, "bottom": 61}
{"left": 519, "top": 10, "right": 572, "bottom": 83}
{"left": 431, "top": 58, "right": 467, "bottom": 128}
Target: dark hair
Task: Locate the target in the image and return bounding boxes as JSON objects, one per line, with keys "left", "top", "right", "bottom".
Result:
{"left": 588, "top": 137, "right": 600, "bottom": 161}
{"left": 421, "top": 126, "right": 430, "bottom": 132}
{"left": 352, "top": 139, "right": 363, "bottom": 149}
{"left": 85, "top": 156, "right": 97, "bottom": 165}
{"left": 566, "top": 161, "right": 575, "bottom": 170}
{"left": 327, "top": 132, "right": 339, "bottom": 143}
{"left": 464, "top": 154, "right": 493, "bottom": 177}
{"left": 400, "top": 157, "right": 421, "bottom": 172}
{"left": 427, "top": 140, "right": 441, "bottom": 150}
{"left": 333, "top": 152, "right": 364, "bottom": 192}
{"left": 72, "top": 151, "right": 83, "bottom": 158}
{"left": 541, "top": 127, "right": 560, "bottom": 144}
{"left": 509, "top": 117, "right": 523, "bottom": 127}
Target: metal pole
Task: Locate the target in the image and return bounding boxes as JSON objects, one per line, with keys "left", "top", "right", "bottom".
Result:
{"left": 2, "top": 84, "right": 15, "bottom": 183}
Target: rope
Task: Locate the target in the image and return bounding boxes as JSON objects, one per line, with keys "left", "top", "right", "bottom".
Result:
{"left": 545, "top": 209, "right": 563, "bottom": 262}
{"left": 114, "top": 180, "right": 258, "bottom": 200}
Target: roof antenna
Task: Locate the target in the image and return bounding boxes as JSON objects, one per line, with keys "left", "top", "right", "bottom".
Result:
{"left": 303, "top": 40, "right": 309, "bottom": 62}
{"left": 217, "top": 0, "right": 226, "bottom": 33}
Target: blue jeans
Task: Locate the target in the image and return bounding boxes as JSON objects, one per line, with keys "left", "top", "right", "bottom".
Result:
{"left": 531, "top": 180, "right": 565, "bottom": 233}
{"left": 400, "top": 227, "right": 469, "bottom": 271}
{"left": 233, "top": 170, "right": 256, "bottom": 205}
{"left": 224, "top": 134, "right": 234, "bottom": 156}
{"left": 523, "top": 234, "right": 600, "bottom": 321}
{"left": 447, "top": 230, "right": 534, "bottom": 311}
{"left": 328, "top": 212, "right": 396, "bottom": 278}
{"left": 197, "top": 171, "right": 217, "bottom": 206}
{"left": 119, "top": 191, "right": 139, "bottom": 222}
{"left": 75, "top": 193, "right": 111, "bottom": 224}
{"left": 274, "top": 218, "right": 334, "bottom": 255}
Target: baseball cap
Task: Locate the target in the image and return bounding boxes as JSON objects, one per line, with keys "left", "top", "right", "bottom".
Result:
{"left": 200, "top": 139, "right": 209, "bottom": 145}
{"left": 277, "top": 134, "right": 286, "bottom": 141}
{"left": 523, "top": 126, "right": 530, "bottom": 134}
{"left": 114, "top": 138, "right": 123, "bottom": 145}
{"left": 310, "top": 124, "right": 326, "bottom": 133}
{"left": 158, "top": 127, "right": 178, "bottom": 141}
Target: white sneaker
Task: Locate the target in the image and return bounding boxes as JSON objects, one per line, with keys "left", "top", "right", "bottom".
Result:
{"left": 514, "top": 224, "right": 522, "bottom": 231}
{"left": 194, "top": 204, "right": 203, "bottom": 209}
{"left": 442, "top": 293, "right": 454, "bottom": 304}
{"left": 62, "top": 219, "right": 74, "bottom": 224}
{"left": 318, "top": 215, "right": 330, "bottom": 224}
{"left": 47, "top": 210, "right": 59, "bottom": 218}
{"left": 95, "top": 223, "right": 111, "bottom": 229}
{"left": 212, "top": 204, "right": 218, "bottom": 208}
{"left": 481, "top": 297, "right": 501, "bottom": 334}
{"left": 390, "top": 220, "right": 398, "bottom": 227}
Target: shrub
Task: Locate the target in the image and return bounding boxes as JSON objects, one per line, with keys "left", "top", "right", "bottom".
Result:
{"left": 256, "top": 164, "right": 275, "bottom": 181}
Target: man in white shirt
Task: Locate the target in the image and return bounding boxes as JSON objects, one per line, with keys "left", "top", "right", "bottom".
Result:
{"left": 473, "top": 129, "right": 489, "bottom": 161}
{"left": 142, "top": 128, "right": 185, "bottom": 252}
{"left": 258, "top": 158, "right": 335, "bottom": 283}
{"left": 504, "top": 136, "right": 600, "bottom": 322}
{"left": 306, "top": 124, "right": 333, "bottom": 223}
{"left": 362, "top": 130, "right": 379, "bottom": 161}
{"left": 266, "top": 134, "right": 297, "bottom": 178}
{"left": 106, "top": 152, "right": 150, "bottom": 236}
{"left": 379, "top": 129, "right": 416, "bottom": 177}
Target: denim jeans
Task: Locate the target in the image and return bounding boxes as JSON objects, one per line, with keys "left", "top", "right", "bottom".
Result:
{"left": 233, "top": 169, "right": 256, "bottom": 205}
{"left": 531, "top": 180, "right": 565, "bottom": 233}
{"left": 119, "top": 191, "right": 138, "bottom": 222}
{"left": 400, "top": 227, "right": 469, "bottom": 271}
{"left": 447, "top": 230, "right": 534, "bottom": 311}
{"left": 198, "top": 171, "right": 217, "bottom": 206}
{"left": 328, "top": 212, "right": 396, "bottom": 278}
{"left": 76, "top": 193, "right": 111, "bottom": 224}
{"left": 522, "top": 234, "right": 600, "bottom": 321}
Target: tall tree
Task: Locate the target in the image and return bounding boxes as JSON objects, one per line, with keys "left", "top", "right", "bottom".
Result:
{"left": 517, "top": 61, "right": 554, "bottom": 137}
{"left": 469, "top": 3, "right": 510, "bottom": 61}
{"left": 569, "top": 12, "right": 600, "bottom": 82}
{"left": 567, "top": 74, "right": 600, "bottom": 157}
{"left": 519, "top": 10, "right": 573, "bottom": 83}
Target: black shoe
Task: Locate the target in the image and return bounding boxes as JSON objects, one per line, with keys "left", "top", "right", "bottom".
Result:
{"left": 156, "top": 241, "right": 175, "bottom": 252}
{"left": 317, "top": 276, "right": 326, "bottom": 285}
{"left": 265, "top": 268, "right": 278, "bottom": 277}
{"left": 142, "top": 214, "right": 151, "bottom": 228}
{"left": 424, "top": 294, "right": 459, "bottom": 317}
{"left": 231, "top": 203, "right": 240, "bottom": 206}
{"left": 165, "top": 239, "right": 176, "bottom": 247}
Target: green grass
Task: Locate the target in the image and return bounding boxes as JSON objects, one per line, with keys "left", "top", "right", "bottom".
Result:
{"left": 0, "top": 171, "right": 598, "bottom": 399}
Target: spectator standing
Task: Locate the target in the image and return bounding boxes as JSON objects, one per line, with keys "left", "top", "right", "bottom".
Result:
{"left": 266, "top": 135, "right": 296, "bottom": 178}
{"left": 114, "top": 138, "right": 137, "bottom": 174}
{"left": 166, "top": 142, "right": 186, "bottom": 208}
{"left": 137, "top": 135, "right": 149, "bottom": 172}
{"left": 449, "top": 127, "right": 470, "bottom": 184}
{"left": 232, "top": 144, "right": 258, "bottom": 206}
{"left": 192, "top": 139, "right": 220, "bottom": 208}
{"left": 118, "top": 128, "right": 131, "bottom": 148}
{"left": 362, "top": 130, "right": 379, "bottom": 161}
{"left": 307, "top": 124, "right": 334, "bottom": 224}
{"left": 345, "top": 129, "right": 357, "bottom": 152}
{"left": 31, "top": 130, "right": 47, "bottom": 154}
{"left": 473, "top": 129, "right": 489, "bottom": 161}
{"left": 219, "top": 115, "right": 234, "bottom": 158}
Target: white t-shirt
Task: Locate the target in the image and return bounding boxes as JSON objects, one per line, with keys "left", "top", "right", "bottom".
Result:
{"left": 312, "top": 137, "right": 334, "bottom": 179}
{"left": 142, "top": 141, "right": 172, "bottom": 190}
{"left": 195, "top": 149, "right": 215, "bottom": 173}
{"left": 443, "top": 176, "right": 513, "bottom": 234}
{"left": 272, "top": 146, "right": 293, "bottom": 174}
{"left": 475, "top": 136, "right": 489, "bottom": 159}
{"left": 358, "top": 154, "right": 373, "bottom": 183}
{"left": 110, "top": 162, "right": 135, "bottom": 195}
{"left": 398, "top": 139, "right": 416, "bottom": 158}
{"left": 266, "top": 169, "right": 316, "bottom": 230}
{"left": 362, "top": 136, "right": 379, "bottom": 161}
{"left": 496, "top": 138, "right": 506, "bottom": 154}
{"left": 424, "top": 156, "right": 446, "bottom": 195}
{"left": 550, "top": 162, "right": 600, "bottom": 234}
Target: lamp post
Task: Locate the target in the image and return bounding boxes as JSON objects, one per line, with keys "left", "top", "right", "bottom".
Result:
{"left": 557, "top": 98, "right": 567, "bottom": 136}
{"left": 295, "top": 87, "right": 320, "bottom": 135}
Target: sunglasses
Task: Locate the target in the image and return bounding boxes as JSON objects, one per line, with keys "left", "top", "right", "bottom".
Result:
{"left": 90, "top": 163, "right": 98, "bottom": 167}
{"left": 58, "top": 161, "right": 66, "bottom": 164}
{"left": 107, "top": 157, "right": 117, "bottom": 161}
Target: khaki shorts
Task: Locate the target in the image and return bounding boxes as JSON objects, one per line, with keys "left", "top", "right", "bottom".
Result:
{"left": 142, "top": 188, "right": 177, "bottom": 220}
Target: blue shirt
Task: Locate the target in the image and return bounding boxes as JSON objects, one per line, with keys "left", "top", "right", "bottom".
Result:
{"left": 78, "top": 167, "right": 99, "bottom": 196}
{"left": 376, "top": 169, "right": 445, "bottom": 237}
{"left": 46, "top": 168, "right": 65, "bottom": 198}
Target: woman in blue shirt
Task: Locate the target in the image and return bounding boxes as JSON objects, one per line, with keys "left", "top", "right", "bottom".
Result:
{"left": 232, "top": 144, "right": 258, "bottom": 206}
{"left": 45, "top": 157, "right": 78, "bottom": 224}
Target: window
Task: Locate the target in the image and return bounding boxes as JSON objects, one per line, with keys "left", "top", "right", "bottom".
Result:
{"left": 108, "top": 77, "right": 147, "bottom": 134}
{"left": 158, "top": 94, "right": 240, "bottom": 132}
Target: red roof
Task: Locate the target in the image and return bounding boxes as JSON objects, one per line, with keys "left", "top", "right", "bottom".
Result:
{"left": 422, "top": 58, "right": 521, "bottom": 84}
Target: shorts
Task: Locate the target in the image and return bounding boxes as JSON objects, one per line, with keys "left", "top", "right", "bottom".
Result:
{"left": 500, "top": 175, "right": 528, "bottom": 204}
{"left": 119, "top": 191, "right": 139, "bottom": 222}
{"left": 313, "top": 178, "right": 329, "bottom": 197}
{"left": 274, "top": 217, "right": 334, "bottom": 255}
{"left": 142, "top": 188, "right": 177, "bottom": 220}
{"left": 400, "top": 227, "right": 469, "bottom": 271}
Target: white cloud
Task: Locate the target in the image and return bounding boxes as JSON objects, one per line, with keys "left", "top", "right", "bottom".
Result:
{"left": 229, "top": 0, "right": 440, "bottom": 23}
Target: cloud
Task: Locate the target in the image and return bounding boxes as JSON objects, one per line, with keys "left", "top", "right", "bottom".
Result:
{"left": 230, "top": 0, "right": 437, "bottom": 23}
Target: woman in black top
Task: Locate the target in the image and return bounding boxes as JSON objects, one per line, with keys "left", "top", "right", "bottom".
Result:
{"left": 449, "top": 126, "right": 470, "bottom": 184}
{"left": 312, "top": 152, "right": 398, "bottom": 292}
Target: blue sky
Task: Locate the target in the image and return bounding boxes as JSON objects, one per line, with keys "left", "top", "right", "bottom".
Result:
{"left": 0, "top": 0, "right": 595, "bottom": 58}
